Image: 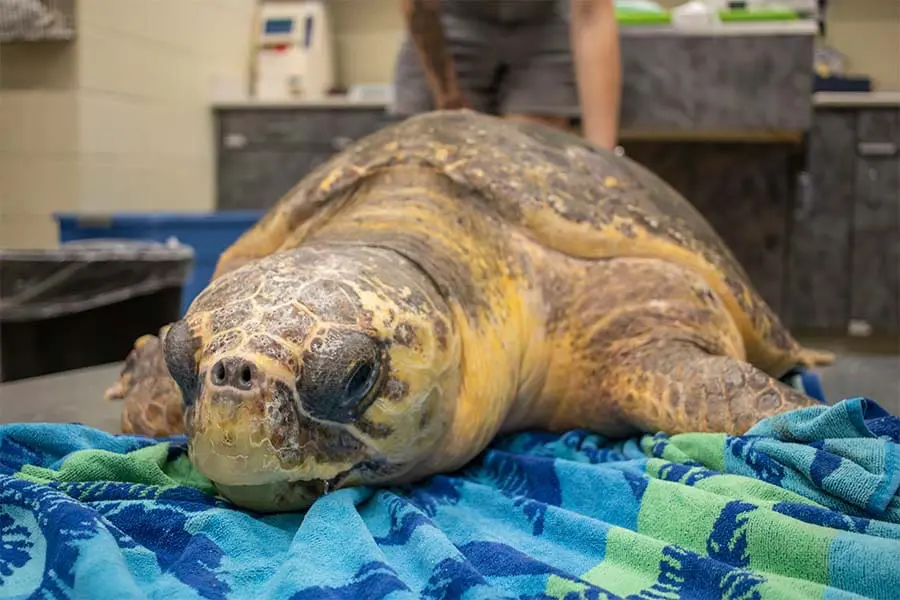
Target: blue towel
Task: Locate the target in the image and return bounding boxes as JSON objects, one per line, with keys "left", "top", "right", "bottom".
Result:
{"left": 2, "top": 383, "right": 899, "bottom": 598}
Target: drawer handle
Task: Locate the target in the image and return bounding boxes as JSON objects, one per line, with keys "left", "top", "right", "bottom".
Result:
{"left": 332, "top": 136, "right": 353, "bottom": 150}
{"left": 796, "top": 171, "right": 814, "bottom": 219}
{"left": 857, "top": 142, "right": 898, "bottom": 157}
{"left": 224, "top": 133, "right": 248, "bottom": 149}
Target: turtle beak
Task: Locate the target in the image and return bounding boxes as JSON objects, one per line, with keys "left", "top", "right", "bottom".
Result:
{"left": 187, "top": 365, "right": 361, "bottom": 488}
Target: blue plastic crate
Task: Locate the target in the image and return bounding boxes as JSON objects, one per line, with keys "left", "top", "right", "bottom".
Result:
{"left": 54, "top": 211, "right": 264, "bottom": 316}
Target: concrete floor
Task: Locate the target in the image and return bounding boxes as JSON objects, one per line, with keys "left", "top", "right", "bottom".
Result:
{"left": 2, "top": 349, "right": 898, "bottom": 433}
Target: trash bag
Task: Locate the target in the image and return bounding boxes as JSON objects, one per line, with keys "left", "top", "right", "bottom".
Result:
{"left": 0, "top": 239, "right": 194, "bottom": 322}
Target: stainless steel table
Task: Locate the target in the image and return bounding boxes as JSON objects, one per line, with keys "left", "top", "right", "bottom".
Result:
{"left": 0, "top": 362, "right": 125, "bottom": 432}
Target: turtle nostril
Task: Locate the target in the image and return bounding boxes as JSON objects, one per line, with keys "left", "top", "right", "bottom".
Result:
{"left": 209, "top": 357, "right": 257, "bottom": 391}
{"left": 212, "top": 360, "right": 227, "bottom": 385}
{"left": 238, "top": 365, "right": 253, "bottom": 388}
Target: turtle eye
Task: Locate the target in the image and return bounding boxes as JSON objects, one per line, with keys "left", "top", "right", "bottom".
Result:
{"left": 163, "top": 319, "right": 200, "bottom": 406}
{"left": 297, "top": 329, "right": 386, "bottom": 424}
{"left": 344, "top": 360, "right": 379, "bottom": 405}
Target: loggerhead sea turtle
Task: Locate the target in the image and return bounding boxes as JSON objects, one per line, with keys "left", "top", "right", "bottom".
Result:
{"left": 106, "top": 109, "right": 834, "bottom": 512}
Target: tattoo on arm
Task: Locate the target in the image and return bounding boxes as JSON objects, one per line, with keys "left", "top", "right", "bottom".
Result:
{"left": 403, "top": 0, "right": 464, "bottom": 107}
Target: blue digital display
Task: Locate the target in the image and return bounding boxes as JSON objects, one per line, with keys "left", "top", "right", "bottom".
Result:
{"left": 264, "top": 18, "right": 294, "bottom": 35}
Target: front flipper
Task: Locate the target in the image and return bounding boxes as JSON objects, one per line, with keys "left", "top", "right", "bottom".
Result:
{"left": 105, "top": 327, "right": 185, "bottom": 437}
{"left": 609, "top": 341, "right": 822, "bottom": 436}
{"left": 538, "top": 258, "right": 824, "bottom": 438}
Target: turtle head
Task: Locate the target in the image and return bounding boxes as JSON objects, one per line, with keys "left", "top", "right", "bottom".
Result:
{"left": 163, "top": 245, "right": 461, "bottom": 512}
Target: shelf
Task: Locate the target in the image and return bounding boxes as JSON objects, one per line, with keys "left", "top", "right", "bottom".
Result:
{"left": 0, "top": 0, "right": 76, "bottom": 43}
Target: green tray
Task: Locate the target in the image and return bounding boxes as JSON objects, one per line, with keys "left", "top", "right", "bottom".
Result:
{"left": 720, "top": 9, "right": 799, "bottom": 21}
{"left": 616, "top": 10, "right": 671, "bottom": 25}
{"left": 616, "top": 8, "right": 800, "bottom": 26}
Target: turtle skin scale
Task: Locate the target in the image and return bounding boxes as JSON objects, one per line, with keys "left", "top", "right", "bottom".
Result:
{"left": 106, "top": 109, "right": 834, "bottom": 512}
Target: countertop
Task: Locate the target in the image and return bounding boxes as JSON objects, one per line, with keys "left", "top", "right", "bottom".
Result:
{"left": 813, "top": 91, "right": 900, "bottom": 107}
{"left": 213, "top": 91, "right": 900, "bottom": 113}
{"left": 619, "top": 20, "right": 816, "bottom": 36}
{"left": 213, "top": 97, "right": 391, "bottom": 110}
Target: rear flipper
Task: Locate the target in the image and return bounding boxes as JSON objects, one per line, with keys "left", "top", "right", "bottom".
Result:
{"left": 794, "top": 346, "right": 836, "bottom": 369}
{"left": 105, "top": 327, "right": 185, "bottom": 437}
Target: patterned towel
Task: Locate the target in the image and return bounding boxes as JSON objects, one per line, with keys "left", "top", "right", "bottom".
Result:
{"left": 2, "top": 395, "right": 899, "bottom": 599}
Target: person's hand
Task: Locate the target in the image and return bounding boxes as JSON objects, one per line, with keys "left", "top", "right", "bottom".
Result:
{"left": 436, "top": 91, "right": 471, "bottom": 110}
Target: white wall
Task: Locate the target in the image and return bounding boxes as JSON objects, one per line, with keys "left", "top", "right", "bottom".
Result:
{"left": 0, "top": 0, "right": 256, "bottom": 248}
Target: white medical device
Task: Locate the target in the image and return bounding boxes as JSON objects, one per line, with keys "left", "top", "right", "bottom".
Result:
{"left": 253, "top": 1, "right": 336, "bottom": 101}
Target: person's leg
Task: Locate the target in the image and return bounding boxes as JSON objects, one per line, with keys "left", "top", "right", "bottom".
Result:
{"left": 389, "top": 13, "right": 501, "bottom": 117}
{"left": 497, "top": 15, "right": 580, "bottom": 133}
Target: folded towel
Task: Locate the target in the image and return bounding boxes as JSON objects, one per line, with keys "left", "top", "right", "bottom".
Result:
{"left": 1, "top": 394, "right": 898, "bottom": 599}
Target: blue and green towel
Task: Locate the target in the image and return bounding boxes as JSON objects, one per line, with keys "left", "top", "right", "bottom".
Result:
{"left": 1, "top": 391, "right": 899, "bottom": 598}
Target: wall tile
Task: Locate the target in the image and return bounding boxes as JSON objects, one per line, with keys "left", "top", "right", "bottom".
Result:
{"left": 0, "top": 91, "right": 78, "bottom": 154}
{"left": 0, "top": 214, "right": 61, "bottom": 249}
{"left": 0, "top": 156, "right": 78, "bottom": 216}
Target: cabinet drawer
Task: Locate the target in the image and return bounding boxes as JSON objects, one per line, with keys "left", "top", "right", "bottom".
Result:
{"left": 786, "top": 216, "right": 851, "bottom": 330}
{"left": 217, "top": 108, "right": 398, "bottom": 150}
{"left": 849, "top": 229, "right": 900, "bottom": 333}
{"left": 786, "top": 107, "right": 900, "bottom": 333}
{"left": 219, "top": 110, "right": 336, "bottom": 148}
{"left": 854, "top": 153, "right": 900, "bottom": 231}
{"left": 803, "top": 110, "right": 857, "bottom": 220}
{"left": 856, "top": 108, "right": 900, "bottom": 144}
{"left": 217, "top": 150, "right": 334, "bottom": 211}
{"left": 853, "top": 109, "right": 900, "bottom": 231}
{"left": 784, "top": 109, "right": 855, "bottom": 330}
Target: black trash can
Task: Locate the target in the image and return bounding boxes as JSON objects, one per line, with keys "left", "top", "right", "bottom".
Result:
{"left": 0, "top": 239, "right": 195, "bottom": 383}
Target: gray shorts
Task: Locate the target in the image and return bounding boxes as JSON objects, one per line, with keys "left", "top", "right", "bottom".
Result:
{"left": 389, "top": 8, "right": 579, "bottom": 119}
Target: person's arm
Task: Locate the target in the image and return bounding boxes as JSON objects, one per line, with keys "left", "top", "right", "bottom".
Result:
{"left": 569, "top": 0, "right": 621, "bottom": 149}
{"left": 401, "top": 0, "right": 469, "bottom": 109}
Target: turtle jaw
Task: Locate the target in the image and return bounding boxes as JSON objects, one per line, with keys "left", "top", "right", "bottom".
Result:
{"left": 211, "top": 468, "right": 351, "bottom": 513}
{"left": 212, "top": 480, "right": 323, "bottom": 513}
{"left": 185, "top": 396, "right": 364, "bottom": 489}
{"left": 210, "top": 459, "right": 392, "bottom": 513}
{"left": 184, "top": 367, "right": 376, "bottom": 506}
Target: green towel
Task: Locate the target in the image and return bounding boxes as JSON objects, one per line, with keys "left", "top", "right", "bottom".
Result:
{"left": 18, "top": 441, "right": 217, "bottom": 496}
